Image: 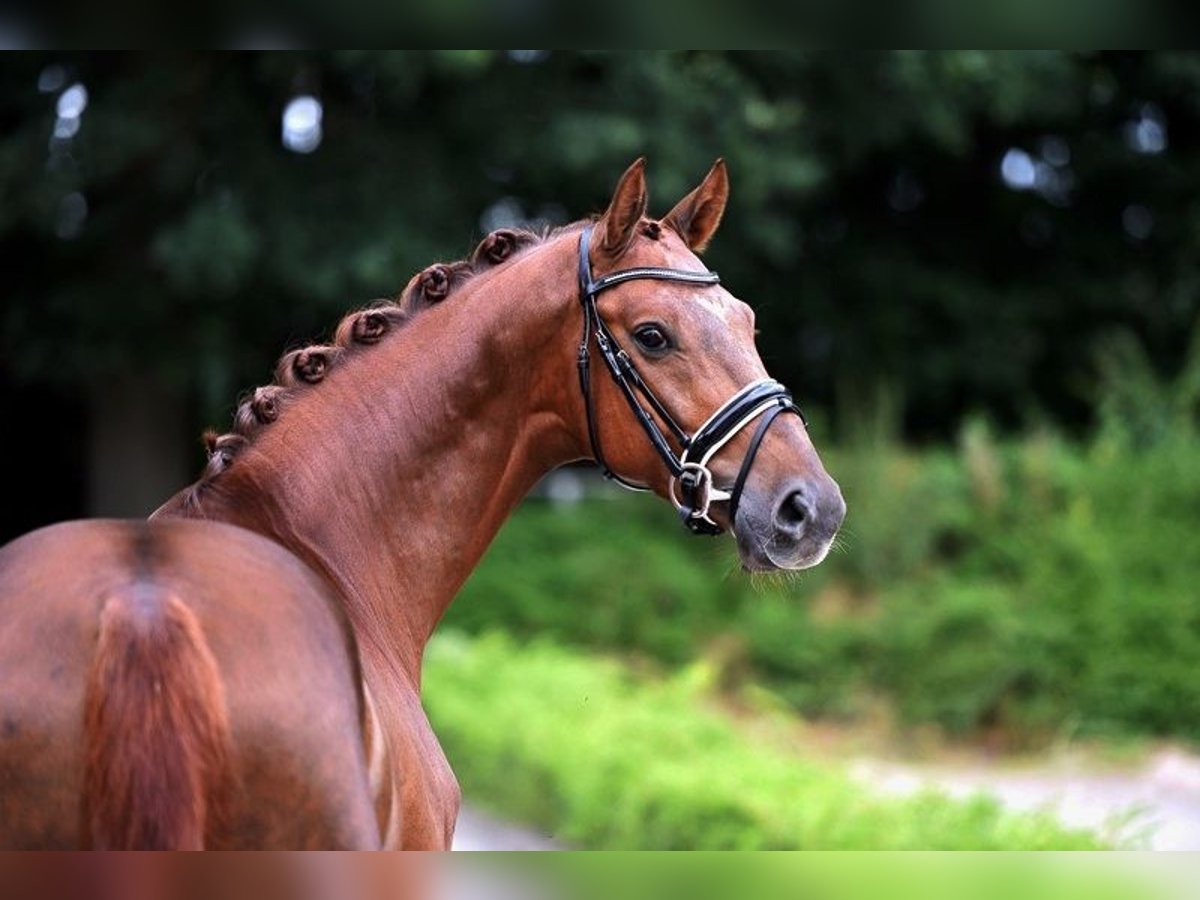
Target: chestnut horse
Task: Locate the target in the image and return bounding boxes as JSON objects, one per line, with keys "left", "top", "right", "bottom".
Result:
{"left": 0, "top": 159, "right": 844, "bottom": 849}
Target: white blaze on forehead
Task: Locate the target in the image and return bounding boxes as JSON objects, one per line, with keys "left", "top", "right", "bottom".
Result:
{"left": 686, "top": 289, "right": 765, "bottom": 380}
{"left": 693, "top": 290, "right": 744, "bottom": 326}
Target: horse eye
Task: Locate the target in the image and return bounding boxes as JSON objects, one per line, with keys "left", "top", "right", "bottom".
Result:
{"left": 633, "top": 324, "right": 670, "bottom": 353}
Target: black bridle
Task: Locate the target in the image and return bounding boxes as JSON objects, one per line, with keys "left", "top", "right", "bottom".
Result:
{"left": 576, "top": 225, "right": 805, "bottom": 535}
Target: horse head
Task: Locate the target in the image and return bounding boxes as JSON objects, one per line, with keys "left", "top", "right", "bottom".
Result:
{"left": 576, "top": 158, "right": 845, "bottom": 570}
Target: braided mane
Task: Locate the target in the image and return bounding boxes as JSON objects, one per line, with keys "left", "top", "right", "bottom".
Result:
{"left": 196, "top": 226, "right": 550, "bottom": 486}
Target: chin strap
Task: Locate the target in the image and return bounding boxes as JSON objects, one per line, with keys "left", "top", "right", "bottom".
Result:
{"left": 576, "top": 225, "right": 805, "bottom": 535}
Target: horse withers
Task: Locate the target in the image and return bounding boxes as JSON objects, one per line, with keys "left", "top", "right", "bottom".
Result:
{"left": 0, "top": 159, "right": 844, "bottom": 849}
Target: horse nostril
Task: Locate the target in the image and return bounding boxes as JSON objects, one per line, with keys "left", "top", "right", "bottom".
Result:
{"left": 775, "top": 490, "right": 810, "bottom": 535}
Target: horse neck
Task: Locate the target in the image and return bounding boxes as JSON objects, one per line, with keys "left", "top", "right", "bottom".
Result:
{"left": 190, "top": 239, "right": 584, "bottom": 687}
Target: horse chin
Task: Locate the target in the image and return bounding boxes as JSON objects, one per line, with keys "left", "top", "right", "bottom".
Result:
{"left": 734, "top": 524, "right": 834, "bottom": 573}
{"left": 770, "top": 537, "right": 835, "bottom": 571}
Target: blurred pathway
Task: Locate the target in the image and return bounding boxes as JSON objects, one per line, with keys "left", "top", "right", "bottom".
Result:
{"left": 452, "top": 805, "right": 563, "bottom": 851}
{"left": 852, "top": 746, "right": 1200, "bottom": 850}
{"left": 451, "top": 748, "right": 1200, "bottom": 850}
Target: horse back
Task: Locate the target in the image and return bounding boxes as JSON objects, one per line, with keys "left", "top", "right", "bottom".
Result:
{"left": 0, "top": 518, "right": 379, "bottom": 849}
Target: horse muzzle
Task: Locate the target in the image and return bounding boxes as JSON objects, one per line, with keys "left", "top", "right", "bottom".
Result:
{"left": 733, "top": 473, "right": 846, "bottom": 571}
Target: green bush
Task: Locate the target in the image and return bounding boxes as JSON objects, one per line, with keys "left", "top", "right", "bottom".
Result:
{"left": 443, "top": 498, "right": 733, "bottom": 665}
{"left": 444, "top": 328, "right": 1200, "bottom": 742}
{"left": 446, "top": 421, "right": 1200, "bottom": 743}
{"left": 424, "top": 631, "right": 1109, "bottom": 849}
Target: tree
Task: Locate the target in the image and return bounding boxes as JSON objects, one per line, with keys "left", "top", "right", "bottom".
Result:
{"left": 1, "top": 52, "right": 1197, "bottom": 524}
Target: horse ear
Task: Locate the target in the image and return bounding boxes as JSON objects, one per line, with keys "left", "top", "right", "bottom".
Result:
{"left": 597, "top": 157, "right": 648, "bottom": 257}
{"left": 664, "top": 159, "right": 729, "bottom": 253}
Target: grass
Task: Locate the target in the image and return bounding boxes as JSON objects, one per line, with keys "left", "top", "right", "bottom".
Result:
{"left": 424, "top": 631, "right": 1112, "bottom": 849}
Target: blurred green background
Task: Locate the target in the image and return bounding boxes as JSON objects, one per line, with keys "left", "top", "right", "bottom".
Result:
{"left": 2, "top": 51, "right": 1198, "bottom": 849}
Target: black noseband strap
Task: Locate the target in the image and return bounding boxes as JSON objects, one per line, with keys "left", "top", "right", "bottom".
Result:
{"left": 684, "top": 379, "right": 801, "bottom": 465}
{"left": 727, "top": 402, "right": 791, "bottom": 526}
{"left": 674, "top": 378, "right": 802, "bottom": 534}
{"left": 575, "top": 225, "right": 806, "bottom": 536}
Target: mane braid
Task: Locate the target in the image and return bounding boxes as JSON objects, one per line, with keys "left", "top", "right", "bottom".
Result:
{"left": 188, "top": 225, "right": 562, "bottom": 494}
